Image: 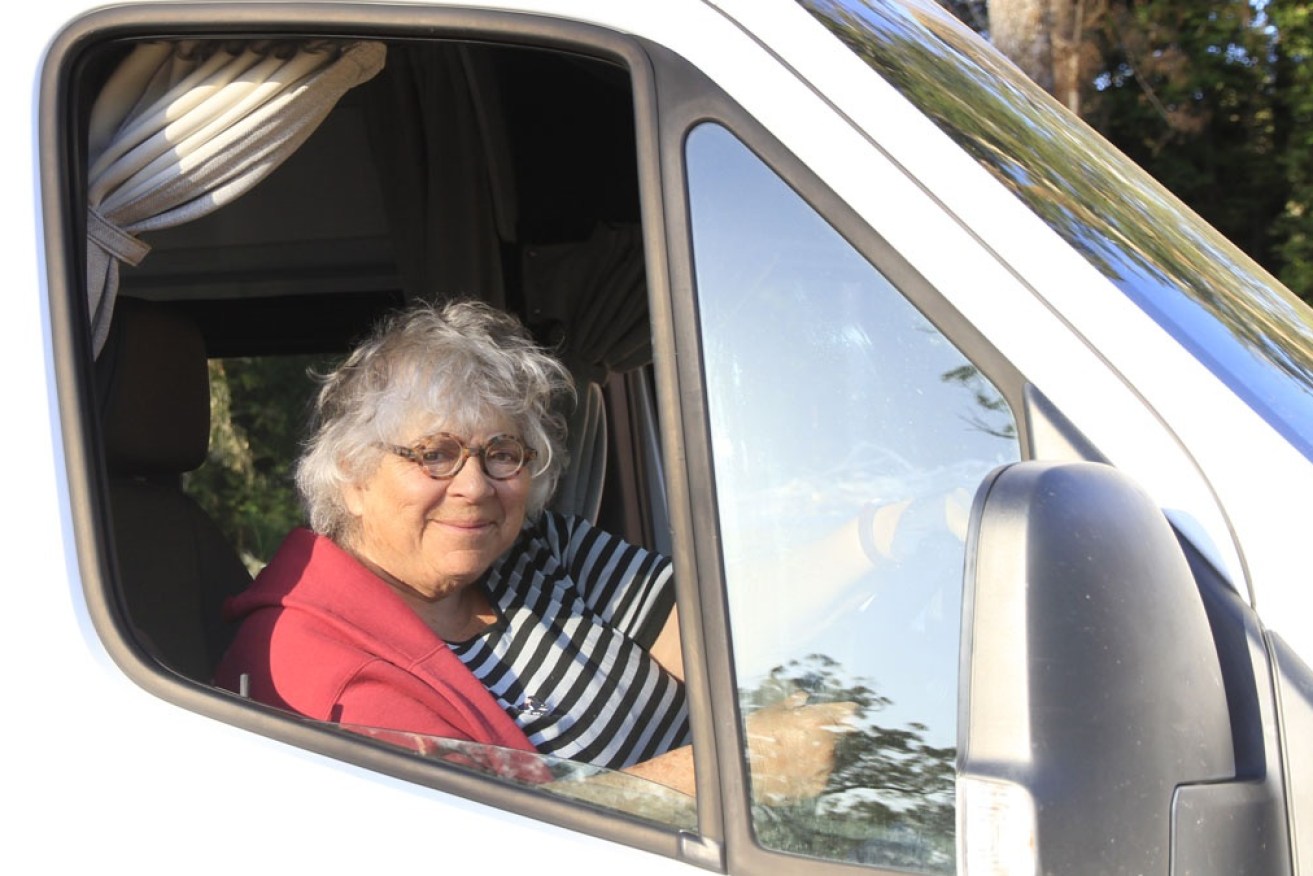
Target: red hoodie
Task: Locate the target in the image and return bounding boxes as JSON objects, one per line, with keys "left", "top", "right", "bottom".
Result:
{"left": 215, "top": 528, "right": 536, "bottom": 757}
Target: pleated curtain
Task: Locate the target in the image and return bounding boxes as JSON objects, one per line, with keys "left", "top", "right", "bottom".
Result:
{"left": 86, "top": 39, "right": 387, "bottom": 353}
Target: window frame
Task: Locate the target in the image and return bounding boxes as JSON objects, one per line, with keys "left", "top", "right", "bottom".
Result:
{"left": 641, "top": 39, "right": 1030, "bottom": 875}
{"left": 41, "top": 2, "right": 706, "bottom": 864}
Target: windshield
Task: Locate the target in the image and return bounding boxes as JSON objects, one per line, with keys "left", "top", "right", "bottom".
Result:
{"left": 800, "top": 0, "right": 1313, "bottom": 461}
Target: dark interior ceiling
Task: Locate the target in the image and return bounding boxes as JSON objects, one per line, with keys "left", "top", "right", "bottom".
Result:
{"left": 112, "top": 39, "right": 641, "bottom": 360}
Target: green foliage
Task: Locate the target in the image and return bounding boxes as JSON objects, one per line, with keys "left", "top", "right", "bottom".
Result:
{"left": 1271, "top": 0, "right": 1313, "bottom": 297}
{"left": 184, "top": 355, "right": 332, "bottom": 573}
{"left": 1088, "top": 1, "right": 1288, "bottom": 270}
{"left": 937, "top": 0, "right": 1313, "bottom": 302}
{"left": 1089, "top": 0, "right": 1313, "bottom": 301}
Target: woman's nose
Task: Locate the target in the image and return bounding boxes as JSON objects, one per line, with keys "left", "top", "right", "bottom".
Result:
{"left": 447, "top": 452, "right": 496, "bottom": 497}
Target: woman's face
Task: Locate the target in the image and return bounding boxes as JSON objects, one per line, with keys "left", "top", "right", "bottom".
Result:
{"left": 342, "top": 421, "right": 533, "bottom": 601}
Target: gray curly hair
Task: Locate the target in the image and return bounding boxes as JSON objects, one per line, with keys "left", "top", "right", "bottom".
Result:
{"left": 296, "top": 300, "right": 575, "bottom": 542}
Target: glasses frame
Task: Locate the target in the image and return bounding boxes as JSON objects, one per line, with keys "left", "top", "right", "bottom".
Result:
{"left": 386, "top": 432, "right": 538, "bottom": 481}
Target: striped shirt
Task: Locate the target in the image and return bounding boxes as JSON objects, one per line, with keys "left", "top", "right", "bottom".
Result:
{"left": 448, "top": 512, "right": 691, "bottom": 769}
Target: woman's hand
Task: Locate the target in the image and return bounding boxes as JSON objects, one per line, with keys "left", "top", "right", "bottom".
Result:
{"left": 617, "top": 692, "right": 856, "bottom": 804}
{"left": 744, "top": 692, "right": 857, "bottom": 804}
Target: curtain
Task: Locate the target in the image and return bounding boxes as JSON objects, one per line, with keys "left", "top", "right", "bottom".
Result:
{"left": 359, "top": 43, "right": 648, "bottom": 378}
{"left": 361, "top": 44, "right": 512, "bottom": 308}
{"left": 523, "top": 222, "right": 651, "bottom": 382}
{"left": 523, "top": 223, "right": 649, "bottom": 524}
{"left": 358, "top": 44, "right": 644, "bottom": 524}
{"left": 86, "top": 39, "right": 387, "bottom": 353}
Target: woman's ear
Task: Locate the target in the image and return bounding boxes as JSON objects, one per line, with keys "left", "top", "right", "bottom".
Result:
{"left": 342, "top": 480, "right": 366, "bottom": 517}
{"left": 341, "top": 465, "right": 369, "bottom": 519}
{"left": 339, "top": 451, "right": 385, "bottom": 523}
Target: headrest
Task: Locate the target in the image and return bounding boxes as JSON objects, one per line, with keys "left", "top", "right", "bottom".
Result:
{"left": 96, "top": 297, "right": 211, "bottom": 476}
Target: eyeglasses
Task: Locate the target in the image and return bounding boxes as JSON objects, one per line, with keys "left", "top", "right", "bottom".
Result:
{"left": 386, "top": 432, "right": 538, "bottom": 481}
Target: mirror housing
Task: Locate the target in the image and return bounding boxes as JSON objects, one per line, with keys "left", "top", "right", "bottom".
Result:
{"left": 958, "top": 461, "right": 1235, "bottom": 873}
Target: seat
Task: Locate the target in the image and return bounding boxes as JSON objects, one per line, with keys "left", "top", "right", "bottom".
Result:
{"left": 552, "top": 378, "right": 608, "bottom": 524}
{"left": 95, "top": 297, "right": 252, "bottom": 681}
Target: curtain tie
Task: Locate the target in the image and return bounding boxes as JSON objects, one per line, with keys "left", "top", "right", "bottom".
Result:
{"left": 88, "top": 208, "right": 151, "bottom": 267}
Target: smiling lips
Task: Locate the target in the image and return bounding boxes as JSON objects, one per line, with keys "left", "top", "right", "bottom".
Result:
{"left": 433, "top": 518, "right": 495, "bottom": 532}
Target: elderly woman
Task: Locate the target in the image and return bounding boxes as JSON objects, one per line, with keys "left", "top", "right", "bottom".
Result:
{"left": 216, "top": 300, "right": 857, "bottom": 796}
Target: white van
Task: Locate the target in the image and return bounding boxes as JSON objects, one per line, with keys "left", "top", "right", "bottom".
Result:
{"left": 10, "top": 0, "right": 1312, "bottom": 873}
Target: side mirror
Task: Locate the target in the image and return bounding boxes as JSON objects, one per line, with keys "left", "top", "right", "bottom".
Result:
{"left": 957, "top": 461, "right": 1235, "bottom": 874}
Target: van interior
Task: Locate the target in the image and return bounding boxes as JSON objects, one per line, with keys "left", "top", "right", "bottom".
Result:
{"left": 80, "top": 35, "right": 663, "bottom": 684}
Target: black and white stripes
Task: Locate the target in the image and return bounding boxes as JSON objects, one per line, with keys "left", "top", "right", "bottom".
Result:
{"left": 449, "top": 513, "right": 691, "bottom": 769}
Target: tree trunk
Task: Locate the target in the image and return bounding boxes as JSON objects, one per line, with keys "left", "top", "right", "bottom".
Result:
{"left": 1050, "top": 0, "right": 1084, "bottom": 114}
{"left": 989, "top": 0, "right": 1096, "bottom": 114}
{"left": 990, "top": 0, "right": 1055, "bottom": 92}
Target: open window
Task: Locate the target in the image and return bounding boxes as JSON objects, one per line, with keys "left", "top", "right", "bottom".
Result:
{"left": 48, "top": 4, "right": 701, "bottom": 861}
{"left": 74, "top": 31, "right": 662, "bottom": 661}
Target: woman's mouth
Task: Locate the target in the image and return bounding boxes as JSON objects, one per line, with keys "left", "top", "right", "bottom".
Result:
{"left": 433, "top": 518, "right": 494, "bottom": 532}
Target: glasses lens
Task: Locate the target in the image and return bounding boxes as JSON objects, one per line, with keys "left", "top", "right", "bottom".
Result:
{"left": 418, "top": 435, "right": 466, "bottom": 478}
{"left": 483, "top": 435, "right": 526, "bottom": 479}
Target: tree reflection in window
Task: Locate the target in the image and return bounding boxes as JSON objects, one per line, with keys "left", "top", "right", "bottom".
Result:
{"left": 743, "top": 655, "right": 955, "bottom": 873}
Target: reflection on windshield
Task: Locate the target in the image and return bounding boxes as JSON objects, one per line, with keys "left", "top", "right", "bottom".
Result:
{"left": 742, "top": 656, "right": 955, "bottom": 871}
{"left": 801, "top": 0, "right": 1313, "bottom": 459}
{"left": 340, "top": 723, "right": 698, "bottom": 829}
